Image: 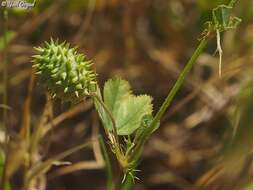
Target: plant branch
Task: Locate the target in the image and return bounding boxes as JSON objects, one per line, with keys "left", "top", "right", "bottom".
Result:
{"left": 138, "top": 38, "right": 207, "bottom": 149}
{"left": 91, "top": 93, "right": 120, "bottom": 148}
{"left": 152, "top": 39, "right": 207, "bottom": 130}
{"left": 129, "top": 0, "right": 239, "bottom": 175}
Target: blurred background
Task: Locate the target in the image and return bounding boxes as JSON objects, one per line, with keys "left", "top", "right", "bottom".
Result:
{"left": 0, "top": 0, "right": 253, "bottom": 189}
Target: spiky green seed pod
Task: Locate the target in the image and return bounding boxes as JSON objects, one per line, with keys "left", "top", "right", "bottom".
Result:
{"left": 32, "top": 39, "right": 97, "bottom": 103}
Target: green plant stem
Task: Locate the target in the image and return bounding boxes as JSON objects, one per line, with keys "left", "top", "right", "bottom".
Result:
{"left": 130, "top": 38, "right": 208, "bottom": 162}
{"left": 93, "top": 94, "right": 129, "bottom": 175}
{"left": 91, "top": 93, "right": 120, "bottom": 148}
{"left": 120, "top": 38, "right": 208, "bottom": 190}
{"left": 150, "top": 39, "right": 207, "bottom": 136}
{"left": 121, "top": 1, "right": 239, "bottom": 189}
{"left": 99, "top": 136, "right": 115, "bottom": 190}
{"left": 136, "top": 0, "right": 238, "bottom": 147}
{"left": 127, "top": 0, "right": 238, "bottom": 185}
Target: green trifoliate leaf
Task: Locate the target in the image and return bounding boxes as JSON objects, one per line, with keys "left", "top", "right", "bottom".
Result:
{"left": 32, "top": 39, "right": 97, "bottom": 103}
{"left": 102, "top": 78, "right": 153, "bottom": 135}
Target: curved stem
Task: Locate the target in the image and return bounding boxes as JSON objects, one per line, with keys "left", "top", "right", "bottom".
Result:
{"left": 90, "top": 93, "right": 120, "bottom": 148}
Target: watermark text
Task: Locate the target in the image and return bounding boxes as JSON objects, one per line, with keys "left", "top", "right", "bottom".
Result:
{"left": 1, "top": 0, "right": 35, "bottom": 9}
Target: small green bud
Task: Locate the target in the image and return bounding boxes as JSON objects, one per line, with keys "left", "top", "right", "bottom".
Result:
{"left": 32, "top": 39, "right": 97, "bottom": 103}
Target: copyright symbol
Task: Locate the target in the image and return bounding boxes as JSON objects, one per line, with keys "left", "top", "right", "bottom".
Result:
{"left": 1, "top": 1, "right": 6, "bottom": 7}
